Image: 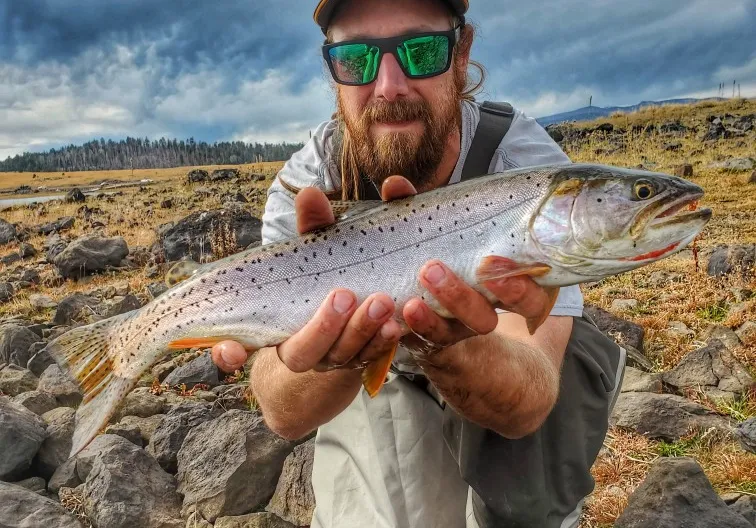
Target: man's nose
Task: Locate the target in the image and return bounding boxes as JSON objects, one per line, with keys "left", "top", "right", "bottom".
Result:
{"left": 373, "top": 53, "right": 409, "bottom": 101}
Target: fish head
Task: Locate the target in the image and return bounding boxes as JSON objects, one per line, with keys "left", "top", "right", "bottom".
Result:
{"left": 530, "top": 164, "right": 712, "bottom": 279}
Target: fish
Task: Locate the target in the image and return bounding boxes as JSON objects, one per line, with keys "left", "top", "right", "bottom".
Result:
{"left": 45, "top": 162, "right": 712, "bottom": 457}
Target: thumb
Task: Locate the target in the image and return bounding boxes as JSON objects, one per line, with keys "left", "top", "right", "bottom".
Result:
{"left": 211, "top": 340, "right": 250, "bottom": 373}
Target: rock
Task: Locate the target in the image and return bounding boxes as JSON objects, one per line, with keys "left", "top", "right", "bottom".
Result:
{"left": 64, "top": 188, "right": 86, "bottom": 203}
{"left": 36, "top": 407, "right": 75, "bottom": 478}
{"left": 210, "top": 168, "right": 240, "bottom": 181}
{"left": 160, "top": 198, "right": 173, "bottom": 209}
{"left": 708, "top": 157, "right": 756, "bottom": 172}
{"left": 147, "top": 401, "right": 223, "bottom": 473}
{"left": 37, "top": 216, "right": 76, "bottom": 236}
{"left": 215, "top": 513, "right": 296, "bottom": 528}
{"left": 113, "top": 387, "right": 166, "bottom": 421}
{"left": 611, "top": 298, "right": 638, "bottom": 311}
{"left": 15, "top": 476, "right": 47, "bottom": 495}
{"left": 702, "top": 324, "right": 741, "bottom": 349}
{"left": 104, "top": 421, "right": 144, "bottom": 447}
{"left": 37, "top": 364, "right": 82, "bottom": 407}
{"left": 12, "top": 390, "right": 58, "bottom": 415}
{"left": 707, "top": 244, "right": 756, "bottom": 278}
{"left": 0, "top": 218, "right": 17, "bottom": 244}
{"left": 0, "top": 481, "right": 84, "bottom": 527}
{"left": 624, "top": 344, "right": 655, "bottom": 371}
{"left": 662, "top": 141, "right": 682, "bottom": 151}
{"left": 749, "top": 170, "right": 756, "bottom": 184}
{"left": 0, "top": 324, "right": 41, "bottom": 367}
{"left": 53, "top": 234, "right": 129, "bottom": 279}
{"left": 48, "top": 458, "right": 82, "bottom": 493}
{"left": 20, "top": 268, "right": 41, "bottom": 285}
{"left": 667, "top": 320, "right": 694, "bottom": 337}
{"left": 735, "top": 321, "right": 756, "bottom": 346}
{"left": 159, "top": 208, "right": 262, "bottom": 262}
{"left": 0, "top": 397, "right": 47, "bottom": 480}
{"left": 584, "top": 304, "right": 645, "bottom": 351}
{"left": 19, "top": 242, "right": 37, "bottom": 259}
{"left": 82, "top": 435, "right": 183, "bottom": 528}
{"left": 101, "top": 294, "right": 142, "bottom": 317}
{"left": 152, "top": 357, "right": 179, "bottom": 381}
{"left": 30, "top": 293, "right": 58, "bottom": 309}
{"left": 266, "top": 438, "right": 315, "bottom": 526}
{"left": 176, "top": 409, "right": 297, "bottom": 522}
{"left": 675, "top": 163, "right": 694, "bottom": 177}
{"left": 163, "top": 352, "right": 221, "bottom": 389}
{"left": 147, "top": 281, "right": 169, "bottom": 299}
{"left": 730, "top": 495, "right": 756, "bottom": 526}
{"left": 610, "top": 392, "right": 731, "bottom": 441}
{"left": 734, "top": 417, "right": 756, "bottom": 454}
{"left": 2, "top": 252, "right": 21, "bottom": 266}
{"left": 0, "top": 364, "right": 38, "bottom": 396}
{"left": 662, "top": 339, "right": 754, "bottom": 397}
{"left": 116, "top": 414, "right": 165, "bottom": 445}
{"left": 187, "top": 169, "right": 209, "bottom": 183}
{"left": 27, "top": 343, "right": 54, "bottom": 376}
{"left": 0, "top": 282, "right": 14, "bottom": 302}
{"left": 620, "top": 367, "right": 663, "bottom": 393}
{"left": 74, "top": 434, "right": 139, "bottom": 483}
{"left": 614, "top": 457, "right": 751, "bottom": 528}
{"left": 52, "top": 293, "right": 99, "bottom": 326}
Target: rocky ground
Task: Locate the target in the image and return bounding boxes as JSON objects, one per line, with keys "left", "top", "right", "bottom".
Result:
{"left": 0, "top": 100, "right": 754, "bottom": 527}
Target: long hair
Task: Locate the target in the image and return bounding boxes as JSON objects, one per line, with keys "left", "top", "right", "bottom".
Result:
{"left": 279, "top": 13, "right": 487, "bottom": 201}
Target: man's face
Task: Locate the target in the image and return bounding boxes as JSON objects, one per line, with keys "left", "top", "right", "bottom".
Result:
{"left": 328, "top": 0, "right": 468, "bottom": 189}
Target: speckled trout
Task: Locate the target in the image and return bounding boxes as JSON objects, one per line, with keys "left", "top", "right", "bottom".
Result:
{"left": 46, "top": 163, "right": 711, "bottom": 456}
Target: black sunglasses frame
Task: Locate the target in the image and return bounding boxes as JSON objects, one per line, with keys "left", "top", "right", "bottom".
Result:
{"left": 322, "top": 25, "right": 462, "bottom": 86}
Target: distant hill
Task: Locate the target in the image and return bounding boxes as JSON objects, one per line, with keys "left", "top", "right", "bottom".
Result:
{"left": 535, "top": 97, "right": 727, "bottom": 127}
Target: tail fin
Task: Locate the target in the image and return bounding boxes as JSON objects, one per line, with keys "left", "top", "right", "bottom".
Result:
{"left": 45, "top": 312, "right": 141, "bottom": 457}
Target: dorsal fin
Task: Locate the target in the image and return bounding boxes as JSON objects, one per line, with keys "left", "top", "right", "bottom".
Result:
{"left": 165, "top": 259, "right": 202, "bottom": 287}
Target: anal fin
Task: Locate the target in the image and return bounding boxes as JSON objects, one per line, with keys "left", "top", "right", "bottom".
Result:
{"left": 526, "top": 286, "right": 561, "bottom": 335}
{"left": 361, "top": 343, "right": 398, "bottom": 398}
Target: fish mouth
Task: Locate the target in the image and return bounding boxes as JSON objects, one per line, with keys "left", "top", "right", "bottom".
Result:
{"left": 648, "top": 192, "right": 711, "bottom": 228}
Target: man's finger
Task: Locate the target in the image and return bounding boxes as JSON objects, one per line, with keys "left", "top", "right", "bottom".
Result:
{"left": 483, "top": 276, "right": 554, "bottom": 321}
{"left": 324, "top": 293, "right": 396, "bottom": 366}
{"left": 380, "top": 176, "right": 418, "bottom": 201}
{"left": 277, "top": 289, "right": 357, "bottom": 373}
{"left": 211, "top": 340, "right": 249, "bottom": 373}
{"left": 403, "top": 297, "right": 477, "bottom": 348}
{"left": 295, "top": 186, "right": 335, "bottom": 234}
{"left": 417, "top": 260, "right": 499, "bottom": 335}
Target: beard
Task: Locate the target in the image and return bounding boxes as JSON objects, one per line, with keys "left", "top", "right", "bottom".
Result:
{"left": 337, "top": 69, "right": 463, "bottom": 191}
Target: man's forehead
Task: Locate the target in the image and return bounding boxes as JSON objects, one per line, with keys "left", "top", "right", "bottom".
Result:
{"left": 328, "top": 0, "right": 453, "bottom": 40}
{"left": 337, "top": 23, "right": 444, "bottom": 41}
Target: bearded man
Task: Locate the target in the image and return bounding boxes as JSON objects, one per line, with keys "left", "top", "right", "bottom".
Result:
{"left": 211, "top": 1, "right": 626, "bottom": 526}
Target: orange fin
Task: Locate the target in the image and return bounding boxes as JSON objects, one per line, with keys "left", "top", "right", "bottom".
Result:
{"left": 525, "top": 286, "right": 561, "bottom": 335}
{"left": 167, "top": 336, "right": 238, "bottom": 350}
{"left": 361, "top": 342, "right": 398, "bottom": 398}
{"left": 475, "top": 256, "right": 552, "bottom": 283}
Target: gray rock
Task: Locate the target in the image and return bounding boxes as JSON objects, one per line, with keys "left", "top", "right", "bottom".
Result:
{"left": 37, "top": 364, "right": 82, "bottom": 407}
{"left": 74, "top": 434, "right": 138, "bottom": 482}
{"left": 210, "top": 168, "right": 240, "bottom": 182}
{"left": 0, "top": 282, "right": 14, "bottom": 302}
{"left": 53, "top": 234, "right": 129, "bottom": 279}
{"left": 52, "top": 293, "right": 100, "bottom": 326}
{"left": 82, "top": 435, "right": 183, "bottom": 528}
{"left": 0, "top": 324, "right": 41, "bottom": 368}
{"left": 19, "top": 243, "right": 37, "bottom": 259}
{"left": 702, "top": 324, "right": 742, "bottom": 350}
{"left": 30, "top": 293, "right": 58, "bottom": 310}
{"left": 749, "top": 170, "right": 756, "bottom": 184}
{"left": 730, "top": 495, "right": 756, "bottom": 526}
{"left": 176, "top": 409, "right": 297, "bottom": 522}
{"left": 163, "top": 351, "right": 221, "bottom": 389}
{"left": 584, "top": 304, "right": 645, "bottom": 351}
{"left": 662, "top": 339, "right": 754, "bottom": 397}
{"left": 36, "top": 407, "right": 75, "bottom": 478}
{"left": 187, "top": 169, "right": 209, "bottom": 183}
{"left": 735, "top": 417, "right": 756, "bottom": 454}
{"left": 114, "top": 386, "right": 166, "bottom": 421}
{"left": 12, "top": 390, "right": 58, "bottom": 415}
{"left": 159, "top": 208, "right": 262, "bottom": 262}
{"left": 611, "top": 298, "right": 638, "bottom": 311}
{"left": 736, "top": 321, "right": 756, "bottom": 346}
{"left": 624, "top": 344, "right": 655, "bottom": 372}
{"left": 266, "top": 438, "right": 315, "bottom": 526}
{"left": 152, "top": 357, "right": 179, "bottom": 381}
{"left": 147, "top": 401, "right": 223, "bottom": 473}
{"left": 614, "top": 457, "right": 752, "bottom": 528}
{"left": 0, "top": 218, "right": 17, "bottom": 244}
{"left": 1, "top": 252, "right": 21, "bottom": 266}
{"left": 65, "top": 188, "right": 86, "bottom": 203}
{"left": 37, "top": 216, "right": 76, "bottom": 236}
{"left": 115, "top": 414, "right": 166, "bottom": 445}
{"left": 147, "top": 281, "right": 169, "bottom": 299}
{"left": 675, "top": 163, "right": 694, "bottom": 178}
{"left": 20, "top": 268, "right": 41, "bottom": 284}
{"left": 667, "top": 320, "right": 694, "bottom": 337}
{"left": 0, "top": 365, "right": 39, "bottom": 396}
{"left": 104, "top": 421, "right": 144, "bottom": 447}
{"left": 620, "top": 367, "right": 663, "bottom": 393}
{"left": 0, "top": 397, "right": 47, "bottom": 480}
{"left": 708, "top": 157, "right": 756, "bottom": 171}
{"left": 610, "top": 392, "right": 731, "bottom": 442}
{"left": 0, "top": 481, "right": 83, "bottom": 527}
{"left": 27, "top": 343, "right": 54, "bottom": 376}
{"left": 102, "top": 293, "right": 142, "bottom": 317}
{"left": 48, "top": 458, "right": 81, "bottom": 494}
{"left": 707, "top": 244, "right": 755, "bottom": 279}
{"left": 15, "top": 476, "right": 47, "bottom": 495}
{"left": 215, "top": 513, "right": 296, "bottom": 528}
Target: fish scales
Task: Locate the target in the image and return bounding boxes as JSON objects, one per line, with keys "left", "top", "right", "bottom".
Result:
{"left": 44, "top": 163, "right": 712, "bottom": 458}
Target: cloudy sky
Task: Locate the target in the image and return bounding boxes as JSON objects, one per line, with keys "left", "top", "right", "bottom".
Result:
{"left": 1, "top": 0, "right": 755, "bottom": 161}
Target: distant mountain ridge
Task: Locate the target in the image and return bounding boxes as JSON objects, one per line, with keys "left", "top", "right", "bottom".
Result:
{"left": 535, "top": 97, "right": 727, "bottom": 127}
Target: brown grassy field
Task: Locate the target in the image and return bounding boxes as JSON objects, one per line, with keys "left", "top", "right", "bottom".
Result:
{"left": 0, "top": 98, "right": 754, "bottom": 527}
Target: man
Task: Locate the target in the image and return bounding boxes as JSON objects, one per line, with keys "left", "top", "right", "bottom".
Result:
{"left": 212, "top": 1, "right": 626, "bottom": 526}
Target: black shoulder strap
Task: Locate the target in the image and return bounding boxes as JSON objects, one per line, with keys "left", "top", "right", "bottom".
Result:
{"left": 459, "top": 101, "right": 514, "bottom": 182}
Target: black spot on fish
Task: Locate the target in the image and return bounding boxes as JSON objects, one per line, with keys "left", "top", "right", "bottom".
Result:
{"left": 360, "top": 229, "right": 367, "bottom": 236}
{"left": 418, "top": 227, "right": 423, "bottom": 233}
{"left": 359, "top": 247, "right": 364, "bottom": 253}
{"left": 390, "top": 226, "right": 395, "bottom": 232}
{"left": 269, "top": 267, "right": 274, "bottom": 272}
{"left": 343, "top": 241, "right": 347, "bottom": 247}
{"left": 236, "top": 267, "right": 244, "bottom": 272}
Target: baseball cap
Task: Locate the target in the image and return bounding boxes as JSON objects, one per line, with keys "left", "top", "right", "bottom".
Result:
{"left": 313, "top": 0, "right": 469, "bottom": 31}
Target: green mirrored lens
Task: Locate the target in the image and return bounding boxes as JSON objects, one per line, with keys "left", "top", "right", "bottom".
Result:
{"left": 328, "top": 44, "right": 379, "bottom": 84}
{"left": 397, "top": 35, "right": 449, "bottom": 76}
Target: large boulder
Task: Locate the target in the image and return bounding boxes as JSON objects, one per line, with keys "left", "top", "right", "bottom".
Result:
{"left": 187, "top": 169, "right": 209, "bottom": 183}
{"left": 0, "top": 324, "right": 41, "bottom": 368}
{"left": 37, "top": 364, "right": 82, "bottom": 407}
{"left": 707, "top": 244, "right": 755, "bottom": 279}
{"left": 113, "top": 386, "right": 167, "bottom": 422}
{"left": 176, "top": 409, "right": 297, "bottom": 522}
{"left": 0, "top": 397, "right": 47, "bottom": 481}
{"left": 36, "top": 216, "right": 76, "bottom": 236}
{"left": 53, "top": 234, "right": 129, "bottom": 279}
{"left": 0, "top": 364, "right": 38, "bottom": 396}
{"left": 614, "top": 457, "right": 752, "bottom": 528}
{"left": 163, "top": 351, "right": 221, "bottom": 389}
{"left": 35, "top": 407, "right": 76, "bottom": 478}
{"left": 266, "top": 438, "right": 316, "bottom": 526}
{"left": 584, "top": 304, "right": 645, "bottom": 351}
{"left": 51, "top": 293, "right": 100, "bottom": 326}
{"left": 0, "top": 481, "right": 84, "bottom": 527}
{"left": 158, "top": 207, "right": 262, "bottom": 262}
{"left": 12, "top": 390, "right": 58, "bottom": 416}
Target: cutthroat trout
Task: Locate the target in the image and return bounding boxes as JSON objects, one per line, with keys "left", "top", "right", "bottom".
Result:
{"left": 46, "top": 163, "right": 712, "bottom": 456}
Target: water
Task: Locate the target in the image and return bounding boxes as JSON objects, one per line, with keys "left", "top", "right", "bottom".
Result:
{"left": 0, "top": 194, "right": 64, "bottom": 210}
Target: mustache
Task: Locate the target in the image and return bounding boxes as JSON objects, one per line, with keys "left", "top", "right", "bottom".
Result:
{"left": 361, "top": 99, "right": 432, "bottom": 124}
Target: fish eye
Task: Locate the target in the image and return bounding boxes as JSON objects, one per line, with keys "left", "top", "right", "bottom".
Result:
{"left": 633, "top": 181, "right": 655, "bottom": 200}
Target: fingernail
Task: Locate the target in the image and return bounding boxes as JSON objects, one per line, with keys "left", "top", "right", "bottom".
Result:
{"left": 332, "top": 291, "right": 355, "bottom": 314}
{"left": 368, "top": 298, "right": 391, "bottom": 320}
{"left": 220, "top": 348, "right": 237, "bottom": 365}
{"left": 424, "top": 263, "right": 446, "bottom": 286}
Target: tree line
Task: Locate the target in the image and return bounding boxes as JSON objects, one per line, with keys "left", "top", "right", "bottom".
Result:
{"left": 0, "top": 136, "right": 305, "bottom": 172}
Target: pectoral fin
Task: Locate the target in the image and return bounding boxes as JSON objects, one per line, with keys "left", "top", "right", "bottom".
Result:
{"left": 525, "top": 286, "right": 561, "bottom": 335}
{"left": 475, "top": 256, "right": 552, "bottom": 283}
{"left": 361, "top": 343, "right": 398, "bottom": 398}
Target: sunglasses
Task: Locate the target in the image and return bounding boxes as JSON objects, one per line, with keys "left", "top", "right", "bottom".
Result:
{"left": 322, "top": 26, "right": 461, "bottom": 86}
